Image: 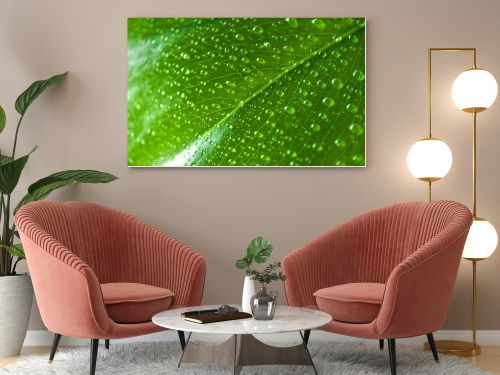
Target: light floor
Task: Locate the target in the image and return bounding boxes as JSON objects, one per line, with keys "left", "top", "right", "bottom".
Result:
{"left": 1, "top": 345, "right": 500, "bottom": 373}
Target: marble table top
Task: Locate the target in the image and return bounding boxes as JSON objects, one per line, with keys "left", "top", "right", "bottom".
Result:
{"left": 152, "top": 305, "right": 332, "bottom": 335}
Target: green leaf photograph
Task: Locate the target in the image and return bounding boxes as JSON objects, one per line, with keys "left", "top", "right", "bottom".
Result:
{"left": 128, "top": 18, "right": 366, "bottom": 167}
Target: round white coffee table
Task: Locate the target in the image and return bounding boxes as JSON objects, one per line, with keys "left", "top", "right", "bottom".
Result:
{"left": 153, "top": 305, "right": 332, "bottom": 374}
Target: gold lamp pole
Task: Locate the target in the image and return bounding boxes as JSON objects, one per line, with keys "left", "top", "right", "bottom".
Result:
{"left": 419, "top": 48, "right": 498, "bottom": 357}
{"left": 462, "top": 107, "right": 481, "bottom": 357}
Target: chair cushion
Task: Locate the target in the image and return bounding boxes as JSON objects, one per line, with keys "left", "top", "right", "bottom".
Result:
{"left": 101, "top": 283, "right": 174, "bottom": 324}
{"left": 313, "top": 283, "right": 385, "bottom": 324}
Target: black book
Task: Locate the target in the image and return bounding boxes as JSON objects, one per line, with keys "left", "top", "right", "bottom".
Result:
{"left": 181, "top": 309, "right": 219, "bottom": 318}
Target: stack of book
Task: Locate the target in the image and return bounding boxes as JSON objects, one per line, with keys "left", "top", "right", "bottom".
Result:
{"left": 182, "top": 308, "right": 252, "bottom": 324}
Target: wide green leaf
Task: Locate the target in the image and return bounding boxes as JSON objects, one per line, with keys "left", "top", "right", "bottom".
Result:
{"left": 128, "top": 18, "right": 366, "bottom": 166}
{"left": 16, "top": 180, "right": 73, "bottom": 212}
{"left": 1, "top": 244, "right": 25, "bottom": 260}
{"left": 235, "top": 258, "right": 250, "bottom": 269}
{"left": 15, "top": 169, "right": 118, "bottom": 213}
{"left": 15, "top": 72, "right": 67, "bottom": 115}
{"left": 0, "top": 105, "right": 5, "bottom": 134}
{"left": 28, "top": 169, "right": 118, "bottom": 194}
{"left": 0, "top": 155, "right": 13, "bottom": 166}
{"left": 246, "top": 237, "right": 273, "bottom": 264}
{"left": 0, "top": 153, "right": 31, "bottom": 194}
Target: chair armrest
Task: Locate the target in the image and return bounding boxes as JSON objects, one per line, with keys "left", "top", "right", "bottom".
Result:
{"left": 283, "top": 220, "right": 358, "bottom": 307}
{"left": 375, "top": 227, "right": 470, "bottom": 338}
{"left": 18, "top": 230, "right": 111, "bottom": 339}
{"left": 126, "top": 219, "right": 206, "bottom": 307}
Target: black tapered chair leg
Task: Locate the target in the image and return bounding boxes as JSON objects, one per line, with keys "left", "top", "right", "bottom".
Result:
{"left": 388, "top": 339, "right": 396, "bottom": 375}
{"left": 426, "top": 333, "right": 439, "bottom": 362}
{"left": 105, "top": 339, "right": 110, "bottom": 350}
{"left": 379, "top": 339, "right": 384, "bottom": 350}
{"left": 48, "top": 333, "right": 62, "bottom": 363}
{"left": 177, "top": 330, "right": 186, "bottom": 350}
{"left": 303, "top": 329, "right": 311, "bottom": 347}
{"left": 90, "top": 339, "right": 99, "bottom": 375}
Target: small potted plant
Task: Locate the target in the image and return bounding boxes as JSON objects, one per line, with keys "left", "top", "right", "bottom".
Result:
{"left": 248, "top": 261, "right": 286, "bottom": 320}
{"left": 235, "top": 237, "right": 273, "bottom": 313}
{"left": 235, "top": 237, "right": 286, "bottom": 319}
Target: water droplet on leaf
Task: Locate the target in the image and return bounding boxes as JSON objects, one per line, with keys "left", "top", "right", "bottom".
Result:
{"left": 353, "top": 70, "right": 365, "bottom": 81}
{"left": 311, "top": 123, "right": 321, "bottom": 132}
{"left": 331, "top": 78, "right": 344, "bottom": 89}
{"left": 322, "top": 97, "right": 335, "bottom": 107}
{"left": 286, "top": 18, "right": 298, "bottom": 28}
{"left": 346, "top": 103, "right": 358, "bottom": 113}
{"left": 252, "top": 26, "right": 264, "bottom": 35}
{"left": 311, "top": 18, "right": 326, "bottom": 30}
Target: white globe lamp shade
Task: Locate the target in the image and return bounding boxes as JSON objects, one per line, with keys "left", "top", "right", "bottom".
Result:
{"left": 452, "top": 69, "right": 498, "bottom": 113}
{"left": 462, "top": 218, "right": 498, "bottom": 259}
{"left": 407, "top": 138, "right": 453, "bottom": 181}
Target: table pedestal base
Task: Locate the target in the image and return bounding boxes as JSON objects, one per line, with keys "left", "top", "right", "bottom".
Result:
{"left": 178, "top": 332, "right": 317, "bottom": 374}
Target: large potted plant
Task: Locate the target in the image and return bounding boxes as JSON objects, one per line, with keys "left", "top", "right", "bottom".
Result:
{"left": 0, "top": 72, "right": 117, "bottom": 357}
{"left": 235, "top": 237, "right": 273, "bottom": 313}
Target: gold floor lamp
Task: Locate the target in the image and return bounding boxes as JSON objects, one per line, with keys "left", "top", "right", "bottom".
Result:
{"left": 407, "top": 48, "right": 498, "bottom": 356}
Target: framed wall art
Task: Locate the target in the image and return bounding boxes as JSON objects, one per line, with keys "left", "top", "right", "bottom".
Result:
{"left": 128, "top": 18, "right": 366, "bottom": 167}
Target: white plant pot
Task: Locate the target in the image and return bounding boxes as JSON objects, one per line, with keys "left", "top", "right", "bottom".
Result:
{"left": 242, "top": 276, "right": 255, "bottom": 313}
{"left": 0, "top": 274, "right": 33, "bottom": 358}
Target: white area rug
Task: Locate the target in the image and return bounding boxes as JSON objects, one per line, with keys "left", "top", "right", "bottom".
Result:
{"left": 0, "top": 341, "right": 494, "bottom": 374}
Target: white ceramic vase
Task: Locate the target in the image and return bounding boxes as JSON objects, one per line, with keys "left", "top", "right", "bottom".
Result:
{"left": 241, "top": 275, "right": 255, "bottom": 313}
{"left": 0, "top": 274, "right": 34, "bottom": 358}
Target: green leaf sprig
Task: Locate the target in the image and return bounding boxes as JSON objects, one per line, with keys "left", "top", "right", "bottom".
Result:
{"left": 248, "top": 261, "right": 286, "bottom": 285}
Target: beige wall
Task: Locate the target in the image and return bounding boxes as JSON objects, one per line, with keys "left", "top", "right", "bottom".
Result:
{"left": 1, "top": 0, "right": 500, "bottom": 331}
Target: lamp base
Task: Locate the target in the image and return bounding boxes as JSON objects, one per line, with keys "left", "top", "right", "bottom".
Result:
{"left": 424, "top": 340, "right": 481, "bottom": 357}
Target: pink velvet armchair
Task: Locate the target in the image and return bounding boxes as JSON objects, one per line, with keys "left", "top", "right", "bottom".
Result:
{"left": 283, "top": 200, "right": 472, "bottom": 375}
{"left": 16, "top": 200, "right": 206, "bottom": 375}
